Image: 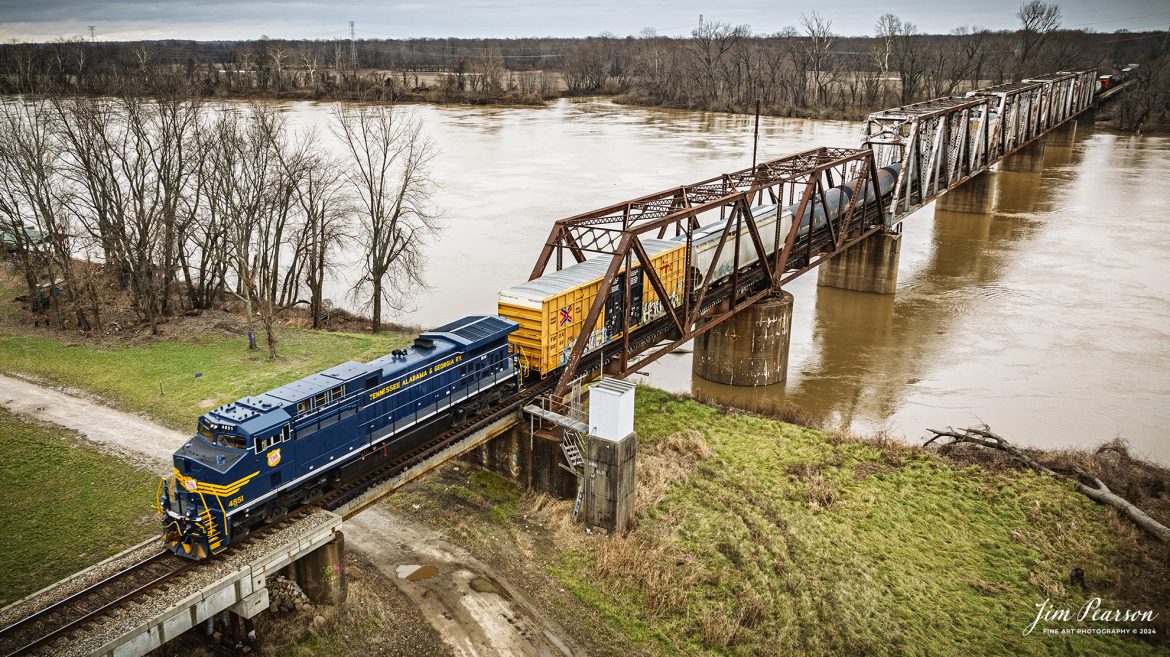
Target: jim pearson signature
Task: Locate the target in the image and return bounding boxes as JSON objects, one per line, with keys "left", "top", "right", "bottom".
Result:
{"left": 1025, "top": 597, "right": 1159, "bottom": 636}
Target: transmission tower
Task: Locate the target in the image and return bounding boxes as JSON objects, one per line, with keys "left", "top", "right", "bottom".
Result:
{"left": 349, "top": 21, "right": 357, "bottom": 70}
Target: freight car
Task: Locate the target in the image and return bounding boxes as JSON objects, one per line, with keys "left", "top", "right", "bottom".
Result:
{"left": 157, "top": 315, "right": 518, "bottom": 559}
{"left": 498, "top": 163, "right": 901, "bottom": 375}
{"left": 1097, "top": 64, "right": 1138, "bottom": 94}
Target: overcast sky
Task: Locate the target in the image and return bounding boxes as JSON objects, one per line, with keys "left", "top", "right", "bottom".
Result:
{"left": 1, "top": 0, "right": 1168, "bottom": 42}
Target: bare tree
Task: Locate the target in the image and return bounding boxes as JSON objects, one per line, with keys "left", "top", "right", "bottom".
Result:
{"left": 202, "top": 103, "right": 299, "bottom": 357}
{"left": 0, "top": 99, "right": 89, "bottom": 329}
{"left": 691, "top": 21, "right": 743, "bottom": 105}
{"left": 1016, "top": 0, "right": 1062, "bottom": 76}
{"left": 471, "top": 44, "right": 506, "bottom": 94}
{"left": 799, "top": 13, "right": 835, "bottom": 107}
{"left": 0, "top": 104, "right": 47, "bottom": 306}
{"left": 331, "top": 103, "right": 441, "bottom": 333}
{"left": 151, "top": 91, "right": 204, "bottom": 316}
{"left": 886, "top": 17, "right": 927, "bottom": 104}
{"left": 281, "top": 132, "right": 350, "bottom": 328}
{"left": 52, "top": 95, "right": 200, "bottom": 334}
{"left": 874, "top": 14, "right": 900, "bottom": 75}
{"left": 564, "top": 37, "right": 615, "bottom": 94}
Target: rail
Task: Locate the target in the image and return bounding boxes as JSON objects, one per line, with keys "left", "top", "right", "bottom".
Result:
{"left": 0, "top": 508, "right": 318, "bottom": 657}
{"left": 0, "top": 551, "right": 193, "bottom": 657}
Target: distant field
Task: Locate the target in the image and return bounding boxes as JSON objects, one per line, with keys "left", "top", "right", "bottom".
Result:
{"left": 0, "top": 407, "right": 157, "bottom": 606}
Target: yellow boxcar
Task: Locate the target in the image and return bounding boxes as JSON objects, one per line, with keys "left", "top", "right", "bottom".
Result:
{"left": 499, "top": 238, "right": 687, "bottom": 376}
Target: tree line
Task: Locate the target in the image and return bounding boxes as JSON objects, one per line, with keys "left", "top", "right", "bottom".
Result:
{"left": 1, "top": 2, "right": 1166, "bottom": 118}
{"left": 0, "top": 90, "right": 439, "bottom": 357}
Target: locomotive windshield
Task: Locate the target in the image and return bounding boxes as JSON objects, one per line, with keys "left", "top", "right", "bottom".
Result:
{"left": 217, "top": 433, "right": 246, "bottom": 450}
{"left": 197, "top": 422, "right": 213, "bottom": 441}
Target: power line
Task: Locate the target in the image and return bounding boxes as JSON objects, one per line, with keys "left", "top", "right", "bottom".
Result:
{"left": 1095, "top": 31, "right": 1170, "bottom": 45}
{"left": 1073, "top": 9, "right": 1170, "bottom": 28}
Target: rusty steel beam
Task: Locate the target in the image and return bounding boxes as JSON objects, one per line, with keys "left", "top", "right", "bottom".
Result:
{"left": 865, "top": 69, "right": 1096, "bottom": 225}
{"left": 545, "top": 148, "right": 884, "bottom": 398}
{"left": 531, "top": 147, "right": 865, "bottom": 277}
{"left": 537, "top": 69, "right": 1097, "bottom": 399}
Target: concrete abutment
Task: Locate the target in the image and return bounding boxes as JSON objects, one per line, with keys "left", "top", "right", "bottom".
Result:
{"left": 463, "top": 426, "right": 579, "bottom": 499}
{"left": 692, "top": 291, "right": 794, "bottom": 386}
{"left": 817, "top": 231, "right": 902, "bottom": 295}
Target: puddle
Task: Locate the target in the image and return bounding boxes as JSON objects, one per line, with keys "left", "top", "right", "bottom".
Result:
{"left": 469, "top": 576, "right": 497, "bottom": 593}
{"left": 396, "top": 564, "right": 439, "bottom": 581}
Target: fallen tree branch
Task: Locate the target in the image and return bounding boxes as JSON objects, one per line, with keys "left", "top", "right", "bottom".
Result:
{"left": 926, "top": 425, "right": 1170, "bottom": 543}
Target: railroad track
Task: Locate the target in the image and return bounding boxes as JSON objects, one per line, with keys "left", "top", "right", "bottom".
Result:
{"left": 321, "top": 376, "right": 559, "bottom": 515}
{"left": 0, "top": 550, "right": 192, "bottom": 657}
{"left": 0, "top": 508, "right": 316, "bottom": 657}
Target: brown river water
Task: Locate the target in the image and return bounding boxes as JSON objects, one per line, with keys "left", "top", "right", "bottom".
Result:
{"left": 283, "top": 98, "right": 1170, "bottom": 463}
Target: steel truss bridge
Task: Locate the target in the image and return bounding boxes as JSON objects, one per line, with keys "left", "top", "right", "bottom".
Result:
{"left": 533, "top": 69, "right": 1100, "bottom": 400}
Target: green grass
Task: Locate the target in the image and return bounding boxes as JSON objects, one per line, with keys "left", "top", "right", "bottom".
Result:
{"left": 0, "top": 407, "right": 158, "bottom": 605}
{"left": 542, "top": 387, "right": 1165, "bottom": 656}
{"left": 395, "top": 387, "right": 1166, "bottom": 657}
{"left": 0, "top": 325, "right": 411, "bottom": 432}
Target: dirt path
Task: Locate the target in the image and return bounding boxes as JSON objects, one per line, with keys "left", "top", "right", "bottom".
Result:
{"left": 0, "top": 373, "right": 580, "bottom": 657}
{"left": 0, "top": 373, "right": 186, "bottom": 471}
{"left": 346, "top": 510, "right": 576, "bottom": 657}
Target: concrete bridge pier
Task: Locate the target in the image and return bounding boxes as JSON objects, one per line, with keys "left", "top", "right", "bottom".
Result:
{"left": 294, "top": 531, "right": 348, "bottom": 604}
{"left": 463, "top": 426, "right": 579, "bottom": 498}
{"left": 583, "top": 431, "right": 637, "bottom": 534}
{"left": 938, "top": 173, "right": 995, "bottom": 215}
{"left": 692, "top": 291, "right": 794, "bottom": 386}
{"left": 817, "top": 231, "right": 902, "bottom": 295}
{"left": 1046, "top": 121, "right": 1078, "bottom": 147}
{"left": 1000, "top": 140, "right": 1047, "bottom": 173}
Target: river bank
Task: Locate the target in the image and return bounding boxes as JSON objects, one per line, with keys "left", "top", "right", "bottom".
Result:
{"left": 0, "top": 289, "right": 1166, "bottom": 655}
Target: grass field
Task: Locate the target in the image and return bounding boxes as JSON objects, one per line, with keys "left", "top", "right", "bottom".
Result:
{"left": 391, "top": 387, "right": 1167, "bottom": 657}
{"left": 0, "top": 407, "right": 158, "bottom": 606}
{"left": 0, "top": 323, "right": 411, "bottom": 432}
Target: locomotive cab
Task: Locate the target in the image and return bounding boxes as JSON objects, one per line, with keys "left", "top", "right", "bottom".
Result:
{"left": 159, "top": 407, "right": 289, "bottom": 559}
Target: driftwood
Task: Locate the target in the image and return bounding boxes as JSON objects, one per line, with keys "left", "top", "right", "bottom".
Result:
{"left": 926, "top": 425, "right": 1170, "bottom": 543}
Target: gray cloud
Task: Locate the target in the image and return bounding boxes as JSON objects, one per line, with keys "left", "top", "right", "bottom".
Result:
{"left": 1, "top": 0, "right": 1167, "bottom": 41}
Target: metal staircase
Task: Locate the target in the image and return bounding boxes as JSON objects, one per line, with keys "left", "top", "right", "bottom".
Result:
{"left": 523, "top": 377, "right": 590, "bottom": 523}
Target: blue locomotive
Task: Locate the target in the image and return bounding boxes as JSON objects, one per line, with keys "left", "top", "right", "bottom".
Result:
{"left": 157, "top": 315, "right": 519, "bottom": 559}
